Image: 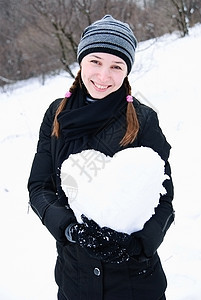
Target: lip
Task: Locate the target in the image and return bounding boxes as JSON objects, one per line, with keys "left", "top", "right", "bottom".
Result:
{"left": 91, "top": 80, "right": 112, "bottom": 92}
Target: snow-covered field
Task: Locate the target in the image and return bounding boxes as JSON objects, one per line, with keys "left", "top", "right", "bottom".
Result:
{"left": 0, "top": 24, "right": 201, "bottom": 299}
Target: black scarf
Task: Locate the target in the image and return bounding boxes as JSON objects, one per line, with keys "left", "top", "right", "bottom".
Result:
{"left": 57, "top": 84, "right": 127, "bottom": 164}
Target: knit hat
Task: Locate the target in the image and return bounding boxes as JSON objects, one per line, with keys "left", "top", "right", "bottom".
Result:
{"left": 77, "top": 15, "right": 137, "bottom": 74}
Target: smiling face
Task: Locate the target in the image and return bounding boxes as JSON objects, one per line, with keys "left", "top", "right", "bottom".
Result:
{"left": 80, "top": 52, "right": 127, "bottom": 99}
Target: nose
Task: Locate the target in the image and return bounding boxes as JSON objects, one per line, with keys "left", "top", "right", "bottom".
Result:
{"left": 97, "top": 67, "right": 111, "bottom": 82}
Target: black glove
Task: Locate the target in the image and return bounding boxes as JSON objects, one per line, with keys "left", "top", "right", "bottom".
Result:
{"left": 85, "top": 218, "right": 142, "bottom": 260}
{"left": 65, "top": 215, "right": 141, "bottom": 263}
{"left": 79, "top": 215, "right": 130, "bottom": 263}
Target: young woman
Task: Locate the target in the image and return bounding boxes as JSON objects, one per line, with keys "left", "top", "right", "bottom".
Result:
{"left": 28, "top": 15, "right": 174, "bottom": 300}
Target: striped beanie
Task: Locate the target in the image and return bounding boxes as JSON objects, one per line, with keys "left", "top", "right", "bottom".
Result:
{"left": 77, "top": 15, "right": 137, "bottom": 74}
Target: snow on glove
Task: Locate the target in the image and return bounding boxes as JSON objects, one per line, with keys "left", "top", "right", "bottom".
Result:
{"left": 81, "top": 215, "right": 142, "bottom": 263}
{"left": 100, "top": 226, "right": 142, "bottom": 257}
{"left": 65, "top": 214, "right": 106, "bottom": 251}
{"left": 86, "top": 241, "right": 130, "bottom": 263}
{"left": 82, "top": 215, "right": 142, "bottom": 256}
{"left": 65, "top": 222, "right": 99, "bottom": 248}
{"left": 65, "top": 215, "right": 129, "bottom": 263}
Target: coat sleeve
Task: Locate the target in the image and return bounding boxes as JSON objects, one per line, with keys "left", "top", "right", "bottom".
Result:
{"left": 134, "top": 109, "right": 175, "bottom": 258}
{"left": 27, "top": 100, "right": 76, "bottom": 244}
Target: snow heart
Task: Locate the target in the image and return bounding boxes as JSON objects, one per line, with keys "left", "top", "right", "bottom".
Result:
{"left": 61, "top": 147, "right": 169, "bottom": 234}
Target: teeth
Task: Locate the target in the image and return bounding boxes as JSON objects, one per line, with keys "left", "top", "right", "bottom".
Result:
{"left": 94, "top": 82, "right": 109, "bottom": 89}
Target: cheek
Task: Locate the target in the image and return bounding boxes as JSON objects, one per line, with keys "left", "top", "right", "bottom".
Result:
{"left": 115, "top": 74, "right": 126, "bottom": 88}
{"left": 81, "top": 66, "right": 92, "bottom": 83}
{"left": 81, "top": 67, "right": 94, "bottom": 93}
{"left": 81, "top": 67, "right": 88, "bottom": 86}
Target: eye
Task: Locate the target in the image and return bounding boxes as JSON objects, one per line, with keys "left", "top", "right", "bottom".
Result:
{"left": 112, "top": 65, "right": 122, "bottom": 70}
{"left": 90, "top": 60, "right": 101, "bottom": 65}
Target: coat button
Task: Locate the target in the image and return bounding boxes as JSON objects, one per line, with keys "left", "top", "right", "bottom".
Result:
{"left": 94, "top": 267, "right": 101, "bottom": 276}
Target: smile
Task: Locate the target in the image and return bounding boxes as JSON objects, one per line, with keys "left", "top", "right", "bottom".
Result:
{"left": 91, "top": 81, "right": 111, "bottom": 90}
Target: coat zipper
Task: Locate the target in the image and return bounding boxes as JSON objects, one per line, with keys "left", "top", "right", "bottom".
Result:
{"left": 162, "top": 210, "right": 175, "bottom": 232}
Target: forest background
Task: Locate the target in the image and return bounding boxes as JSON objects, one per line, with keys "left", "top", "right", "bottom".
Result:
{"left": 1, "top": 0, "right": 201, "bottom": 87}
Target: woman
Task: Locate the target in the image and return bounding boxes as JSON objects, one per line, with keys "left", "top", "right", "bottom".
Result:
{"left": 28, "top": 15, "right": 174, "bottom": 300}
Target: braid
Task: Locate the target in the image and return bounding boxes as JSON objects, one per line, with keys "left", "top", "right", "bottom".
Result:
{"left": 125, "top": 76, "right": 132, "bottom": 95}
{"left": 69, "top": 69, "right": 82, "bottom": 93}
{"left": 52, "top": 70, "right": 81, "bottom": 138}
{"left": 120, "top": 77, "right": 139, "bottom": 146}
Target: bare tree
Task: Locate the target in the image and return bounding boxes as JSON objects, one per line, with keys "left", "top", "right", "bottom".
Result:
{"left": 170, "top": 0, "right": 189, "bottom": 36}
{"left": 29, "top": 0, "right": 80, "bottom": 78}
{"left": 0, "top": 0, "right": 27, "bottom": 85}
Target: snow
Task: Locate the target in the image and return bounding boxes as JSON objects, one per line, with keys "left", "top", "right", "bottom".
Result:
{"left": 61, "top": 147, "right": 168, "bottom": 234}
{"left": 0, "top": 23, "right": 201, "bottom": 299}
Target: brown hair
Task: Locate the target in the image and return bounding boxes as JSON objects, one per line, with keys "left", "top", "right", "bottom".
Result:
{"left": 52, "top": 70, "right": 139, "bottom": 146}
{"left": 52, "top": 70, "right": 82, "bottom": 138}
{"left": 120, "top": 76, "right": 139, "bottom": 146}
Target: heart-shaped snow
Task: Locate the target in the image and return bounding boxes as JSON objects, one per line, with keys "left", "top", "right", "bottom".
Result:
{"left": 61, "top": 147, "right": 168, "bottom": 234}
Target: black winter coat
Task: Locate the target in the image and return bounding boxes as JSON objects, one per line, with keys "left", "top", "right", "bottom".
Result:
{"left": 28, "top": 96, "right": 174, "bottom": 300}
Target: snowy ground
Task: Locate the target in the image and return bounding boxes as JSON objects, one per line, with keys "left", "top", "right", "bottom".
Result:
{"left": 0, "top": 24, "right": 201, "bottom": 299}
